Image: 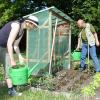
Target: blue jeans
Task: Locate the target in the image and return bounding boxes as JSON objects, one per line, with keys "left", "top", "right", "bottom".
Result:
{"left": 80, "top": 43, "right": 100, "bottom": 72}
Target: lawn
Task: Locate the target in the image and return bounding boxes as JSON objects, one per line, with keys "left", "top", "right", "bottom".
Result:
{"left": 0, "top": 86, "right": 67, "bottom": 100}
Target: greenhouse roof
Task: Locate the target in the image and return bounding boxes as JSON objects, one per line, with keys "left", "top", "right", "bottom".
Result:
{"left": 23, "top": 6, "right": 73, "bottom": 22}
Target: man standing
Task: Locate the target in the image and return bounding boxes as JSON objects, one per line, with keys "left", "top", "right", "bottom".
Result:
{"left": 76, "top": 19, "right": 100, "bottom": 72}
{"left": 0, "top": 15, "right": 39, "bottom": 96}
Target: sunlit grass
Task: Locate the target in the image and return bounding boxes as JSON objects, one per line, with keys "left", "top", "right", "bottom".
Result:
{"left": 0, "top": 86, "right": 67, "bottom": 100}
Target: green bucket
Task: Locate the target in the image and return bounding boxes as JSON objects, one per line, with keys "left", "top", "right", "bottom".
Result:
{"left": 9, "top": 65, "right": 28, "bottom": 85}
{"left": 71, "top": 50, "right": 81, "bottom": 61}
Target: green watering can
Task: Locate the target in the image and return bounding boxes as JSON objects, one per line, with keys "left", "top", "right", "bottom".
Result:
{"left": 71, "top": 50, "right": 81, "bottom": 61}
{"left": 9, "top": 62, "right": 40, "bottom": 85}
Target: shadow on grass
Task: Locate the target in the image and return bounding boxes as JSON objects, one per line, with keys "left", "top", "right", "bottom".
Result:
{"left": 0, "top": 85, "right": 66, "bottom": 100}
{"left": 0, "top": 85, "right": 31, "bottom": 100}
{"left": 0, "top": 85, "right": 11, "bottom": 100}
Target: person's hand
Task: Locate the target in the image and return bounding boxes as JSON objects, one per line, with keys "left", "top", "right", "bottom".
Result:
{"left": 11, "top": 60, "right": 16, "bottom": 67}
{"left": 96, "top": 40, "right": 100, "bottom": 47}
{"left": 19, "top": 57, "right": 28, "bottom": 64}
{"left": 76, "top": 47, "right": 80, "bottom": 51}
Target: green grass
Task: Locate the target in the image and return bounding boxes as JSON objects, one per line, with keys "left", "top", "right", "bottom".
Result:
{"left": 0, "top": 86, "right": 66, "bottom": 100}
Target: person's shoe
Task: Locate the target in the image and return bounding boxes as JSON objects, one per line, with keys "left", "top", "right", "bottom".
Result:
{"left": 79, "top": 64, "right": 87, "bottom": 72}
{"left": 8, "top": 89, "right": 22, "bottom": 96}
{"left": 79, "top": 68, "right": 85, "bottom": 72}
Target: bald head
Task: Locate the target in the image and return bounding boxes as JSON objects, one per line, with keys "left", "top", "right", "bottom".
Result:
{"left": 77, "top": 19, "right": 86, "bottom": 28}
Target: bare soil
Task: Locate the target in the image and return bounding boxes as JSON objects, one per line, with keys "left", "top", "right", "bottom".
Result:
{"left": 52, "top": 69, "right": 94, "bottom": 92}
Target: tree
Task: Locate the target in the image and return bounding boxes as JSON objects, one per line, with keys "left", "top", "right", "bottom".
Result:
{"left": 0, "top": 0, "right": 99, "bottom": 33}
{"left": 71, "top": 0, "right": 99, "bottom": 32}
{"left": 0, "top": 0, "right": 26, "bottom": 27}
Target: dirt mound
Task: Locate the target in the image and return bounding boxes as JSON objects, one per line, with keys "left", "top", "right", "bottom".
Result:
{"left": 53, "top": 69, "right": 94, "bottom": 92}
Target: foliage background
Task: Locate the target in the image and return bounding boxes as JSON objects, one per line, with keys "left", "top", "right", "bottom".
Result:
{"left": 0, "top": 0, "right": 99, "bottom": 50}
